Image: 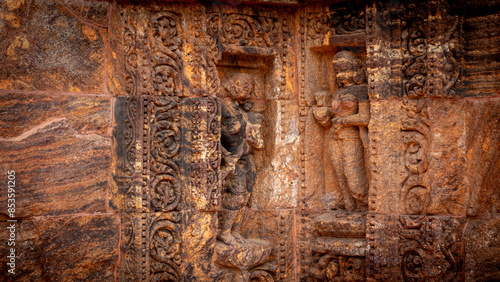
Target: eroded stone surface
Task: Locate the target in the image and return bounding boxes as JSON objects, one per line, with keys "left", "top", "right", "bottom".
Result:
{"left": 0, "top": 0, "right": 107, "bottom": 92}
{"left": 1, "top": 0, "right": 499, "bottom": 281}
{"left": 0, "top": 214, "right": 118, "bottom": 281}
{"left": 0, "top": 93, "right": 111, "bottom": 218}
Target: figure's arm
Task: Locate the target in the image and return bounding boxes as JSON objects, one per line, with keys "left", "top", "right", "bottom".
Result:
{"left": 336, "top": 101, "right": 370, "bottom": 127}
{"left": 312, "top": 106, "right": 332, "bottom": 128}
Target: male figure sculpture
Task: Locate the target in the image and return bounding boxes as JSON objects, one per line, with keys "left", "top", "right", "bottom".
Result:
{"left": 218, "top": 73, "right": 264, "bottom": 245}
{"left": 313, "top": 50, "right": 370, "bottom": 211}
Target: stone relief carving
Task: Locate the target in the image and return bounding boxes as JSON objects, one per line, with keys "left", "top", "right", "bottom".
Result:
{"left": 208, "top": 12, "right": 280, "bottom": 49}
{"left": 330, "top": 8, "right": 365, "bottom": 35}
{"left": 217, "top": 72, "right": 264, "bottom": 246}
{"left": 399, "top": 216, "right": 463, "bottom": 281}
{"left": 313, "top": 51, "right": 370, "bottom": 211}
{"left": 401, "top": 0, "right": 461, "bottom": 98}
{"left": 214, "top": 72, "right": 272, "bottom": 280}
{"left": 112, "top": 1, "right": 479, "bottom": 281}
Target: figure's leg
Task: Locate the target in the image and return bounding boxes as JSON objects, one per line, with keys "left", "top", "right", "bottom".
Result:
{"left": 218, "top": 209, "right": 239, "bottom": 245}
{"left": 329, "top": 137, "right": 355, "bottom": 210}
{"left": 230, "top": 195, "right": 249, "bottom": 244}
{"left": 231, "top": 155, "right": 255, "bottom": 243}
{"left": 341, "top": 138, "right": 369, "bottom": 209}
{"left": 218, "top": 165, "right": 247, "bottom": 245}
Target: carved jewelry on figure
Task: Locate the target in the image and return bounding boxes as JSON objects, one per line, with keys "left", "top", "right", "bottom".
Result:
{"left": 313, "top": 50, "right": 370, "bottom": 211}
{"left": 218, "top": 73, "right": 264, "bottom": 246}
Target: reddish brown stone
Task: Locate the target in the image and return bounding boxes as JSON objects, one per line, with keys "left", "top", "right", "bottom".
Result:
{"left": 0, "top": 93, "right": 111, "bottom": 218}
{"left": 0, "top": 0, "right": 108, "bottom": 93}
{"left": 0, "top": 214, "right": 118, "bottom": 281}
{"left": 464, "top": 217, "right": 500, "bottom": 281}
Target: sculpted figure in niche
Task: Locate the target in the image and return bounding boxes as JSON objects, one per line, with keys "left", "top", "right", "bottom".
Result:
{"left": 218, "top": 73, "right": 264, "bottom": 246}
{"left": 313, "top": 50, "right": 370, "bottom": 211}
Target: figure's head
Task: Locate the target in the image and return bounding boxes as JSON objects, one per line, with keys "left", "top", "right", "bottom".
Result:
{"left": 332, "top": 51, "right": 365, "bottom": 87}
{"left": 223, "top": 73, "right": 256, "bottom": 101}
{"left": 313, "top": 90, "right": 332, "bottom": 107}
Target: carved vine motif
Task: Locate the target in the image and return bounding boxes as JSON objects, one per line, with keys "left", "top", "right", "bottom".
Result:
{"left": 120, "top": 214, "right": 140, "bottom": 280}
{"left": 399, "top": 216, "right": 462, "bottom": 281}
{"left": 149, "top": 213, "right": 182, "bottom": 281}
{"left": 401, "top": 0, "right": 461, "bottom": 98}
{"left": 122, "top": 11, "right": 183, "bottom": 97}
{"left": 206, "top": 97, "right": 221, "bottom": 208}
{"left": 208, "top": 12, "right": 280, "bottom": 49}
{"left": 306, "top": 12, "right": 331, "bottom": 46}
{"left": 151, "top": 12, "right": 183, "bottom": 97}
{"left": 123, "top": 22, "right": 137, "bottom": 96}
{"left": 124, "top": 97, "right": 139, "bottom": 210}
{"left": 330, "top": 8, "right": 365, "bottom": 34}
{"left": 401, "top": 99, "right": 430, "bottom": 215}
{"left": 150, "top": 97, "right": 181, "bottom": 212}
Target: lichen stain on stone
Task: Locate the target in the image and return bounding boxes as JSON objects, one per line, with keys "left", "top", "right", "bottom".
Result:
{"left": 82, "top": 25, "right": 99, "bottom": 42}
{"left": 6, "top": 34, "right": 30, "bottom": 57}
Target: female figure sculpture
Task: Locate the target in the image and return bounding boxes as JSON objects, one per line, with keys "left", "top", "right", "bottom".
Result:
{"left": 218, "top": 73, "right": 264, "bottom": 245}
{"left": 313, "top": 50, "right": 370, "bottom": 211}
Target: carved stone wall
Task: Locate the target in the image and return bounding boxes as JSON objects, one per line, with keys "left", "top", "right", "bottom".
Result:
{"left": 0, "top": 0, "right": 498, "bottom": 281}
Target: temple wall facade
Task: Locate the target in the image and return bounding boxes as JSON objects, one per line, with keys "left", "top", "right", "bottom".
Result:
{"left": 0, "top": 0, "right": 499, "bottom": 281}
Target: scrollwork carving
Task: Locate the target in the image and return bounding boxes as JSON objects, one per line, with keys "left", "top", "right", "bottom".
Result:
{"left": 306, "top": 12, "right": 331, "bottom": 46}
{"left": 330, "top": 8, "right": 365, "bottom": 34}
{"left": 401, "top": 98, "right": 430, "bottom": 215}
{"left": 149, "top": 213, "right": 182, "bottom": 281}
{"left": 150, "top": 96, "right": 181, "bottom": 212}
{"left": 150, "top": 12, "right": 183, "bottom": 97}
{"left": 399, "top": 216, "right": 462, "bottom": 281}
{"left": 402, "top": 0, "right": 461, "bottom": 98}
{"left": 207, "top": 12, "right": 280, "bottom": 50}
{"left": 206, "top": 97, "right": 222, "bottom": 208}
{"left": 305, "top": 252, "right": 365, "bottom": 281}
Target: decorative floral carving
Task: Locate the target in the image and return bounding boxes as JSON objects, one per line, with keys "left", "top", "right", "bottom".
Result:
{"left": 401, "top": 98, "right": 430, "bottom": 215}
{"left": 331, "top": 8, "right": 365, "bottom": 34}
{"left": 149, "top": 213, "right": 182, "bottom": 281}
{"left": 306, "top": 12, "right": 331, "bottom": 46}
{"left": 399, "top": 216, "right": 462, "bottom": 281}
{"left": 150, "top": 97, "right": 181, "bottom": 212}
{"left": 151, "top": 12, "right": 183, "bottom": 97}
{"left": 402, "top": 0, "right": 461, "bottom": 98}
{"left": 207, "top": 12, "right": 280, "bottom": 49}
{"left": 206, "top": 97, "right": 221, "bottom": 208}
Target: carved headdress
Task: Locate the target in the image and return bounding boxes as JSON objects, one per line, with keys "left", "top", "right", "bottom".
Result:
{"left": 332, "top": 50, "right": 366, "bottom": 85}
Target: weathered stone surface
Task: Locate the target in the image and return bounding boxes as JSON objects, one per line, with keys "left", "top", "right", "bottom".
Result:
{"left": 0, "top": 214, "right": 119, "bottom": 281}
{"left": 464, "top": 217, "right": 500, "bottom": 281}
{"left": 0, "top": 0, "right": 107, "bottom": 92}
{"left": 464, "top": 98, "right": 500, "bottom": 215}
{"left": 0, "top": 93, "right": 111, "bottom": 218}
{"left": 464, "top": 12, "right": 500, "bottom": 97}
{"left": 0, "top": 220, "right": 42, "bottom": 280}
{"left": 3, "top": 0, "right": 500, "bottom": 280}
{"left": 314, "top": 212, "right": 366, "bottom": 238}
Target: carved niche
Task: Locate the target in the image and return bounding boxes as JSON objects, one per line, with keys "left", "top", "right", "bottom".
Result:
{"left": 298, "top": 3, "right": 371, "bottom": 281}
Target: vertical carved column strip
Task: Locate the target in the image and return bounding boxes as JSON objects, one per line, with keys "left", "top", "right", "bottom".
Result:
{"left": 297, "top": 8, "right": 307, "bottom": 278}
